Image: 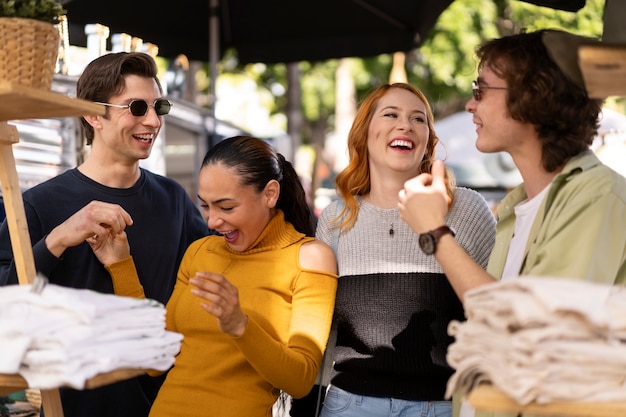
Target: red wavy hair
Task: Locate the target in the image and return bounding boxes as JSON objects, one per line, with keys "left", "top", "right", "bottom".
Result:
{"left": 333, "top": 83, "right": 455, "bottom": 232}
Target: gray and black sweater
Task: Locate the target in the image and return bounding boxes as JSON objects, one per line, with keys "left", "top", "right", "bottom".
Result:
{"left": 315, "top": 188, "right": 495, "bottom": 401}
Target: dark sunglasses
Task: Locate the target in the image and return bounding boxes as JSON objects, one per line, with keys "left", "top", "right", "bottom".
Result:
{"left": 95, "top": 98, "right": 172, "bottom": 116}
{"left": 471, "top": 80, "right": 509, "bottom": 101}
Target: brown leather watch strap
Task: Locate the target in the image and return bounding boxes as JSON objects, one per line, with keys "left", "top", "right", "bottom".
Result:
{"left": 419, "top": 225, "right": 456, "bottom": 255}
{"left": 430, "top": 225, "right": 456, "bottom": 241}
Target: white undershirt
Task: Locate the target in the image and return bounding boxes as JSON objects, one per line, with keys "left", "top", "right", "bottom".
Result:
{"left": 501, "top": 183, "right": 551, "bottom": 281}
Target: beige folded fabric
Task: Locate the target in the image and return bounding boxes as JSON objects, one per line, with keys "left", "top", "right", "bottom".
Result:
{"left": 446, "top": 277, "right": 626, "bottom": 405}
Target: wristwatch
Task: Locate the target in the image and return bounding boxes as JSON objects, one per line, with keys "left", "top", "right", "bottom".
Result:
{"left": 418, "top": 225, "right": 456, "bottom": 255}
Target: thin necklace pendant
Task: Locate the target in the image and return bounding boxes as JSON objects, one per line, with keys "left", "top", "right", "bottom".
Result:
{"left": 389, "top": 223, "right": 394, "bottom": 236}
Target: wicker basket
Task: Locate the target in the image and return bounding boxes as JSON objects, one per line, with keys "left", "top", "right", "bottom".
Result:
{"left": 0, "top": 17, "right": 60, "bottom": 90}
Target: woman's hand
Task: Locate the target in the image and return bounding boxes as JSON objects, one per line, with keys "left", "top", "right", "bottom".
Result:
{"left": 190, "top": 271, "right": 248, "bottom": 337}
{"left": 88, "top": 228, "right": 131, "bottom": 266}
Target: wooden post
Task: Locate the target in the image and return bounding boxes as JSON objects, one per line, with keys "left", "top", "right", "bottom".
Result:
{"left": 0, "top": 121, "right": 35, "bottom": 285}
{"left": 0, "top": 119, "right": 64, "bottom": 415}
{"left": 0, "top": 80, "right": 120, "bottom": 417}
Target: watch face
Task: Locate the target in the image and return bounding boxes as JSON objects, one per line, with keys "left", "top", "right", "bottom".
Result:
{"left": 419, "top": 233, "right": 435, "bottom": 255}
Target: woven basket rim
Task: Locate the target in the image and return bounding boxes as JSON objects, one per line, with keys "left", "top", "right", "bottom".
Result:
{"left": 0, "top": 17, "right": 59, "bottom": 90}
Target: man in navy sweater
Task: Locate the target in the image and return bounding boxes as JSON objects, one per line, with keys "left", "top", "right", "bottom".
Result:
{"left": 0, "top": 52, "right": 209, "bottom": 417}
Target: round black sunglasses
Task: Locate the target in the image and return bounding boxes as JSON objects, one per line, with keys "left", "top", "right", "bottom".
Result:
{"left": 95, "top": 99, "right": 172, "bottom": 116}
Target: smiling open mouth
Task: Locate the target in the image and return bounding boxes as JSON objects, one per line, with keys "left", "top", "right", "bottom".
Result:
{"left": 390, "top": 139, "right": 413, "bottom": 150}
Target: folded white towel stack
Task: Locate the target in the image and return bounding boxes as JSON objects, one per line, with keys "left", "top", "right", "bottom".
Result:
{"left": 0, "top": 282, "right": 182, "bottom": 390}
{"left": 446, "top": 277, "right": 626, "bottom": 405}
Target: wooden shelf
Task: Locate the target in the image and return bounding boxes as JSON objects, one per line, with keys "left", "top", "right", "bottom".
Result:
{"left": 0, "top": 80, "right": 104, "bottom": 121}
{"left": 0, "top": 369, "right": 147, "bottom": 397}
{"left": 467, "top": 384, "right": 626, "bottom": 417}
{"left": 0, "top": 81, "right": 122, "bottom": 417}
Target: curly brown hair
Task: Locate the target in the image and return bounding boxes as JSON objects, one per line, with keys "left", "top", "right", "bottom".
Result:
{"left": 476, "top": 29, "right": 603, "bottom": 172}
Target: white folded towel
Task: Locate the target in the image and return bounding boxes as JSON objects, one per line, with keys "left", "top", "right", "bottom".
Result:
{"left": 0, "top": 282, "right": 182, "bottom": 389}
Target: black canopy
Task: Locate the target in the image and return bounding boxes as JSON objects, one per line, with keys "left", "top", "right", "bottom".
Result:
{"left": 60, "top": 0, "right": 587, "bottom": 64}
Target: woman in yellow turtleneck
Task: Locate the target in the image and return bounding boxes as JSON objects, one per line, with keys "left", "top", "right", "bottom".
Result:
{"left": 94, "top": 136, "right": 338, "bottom": 417}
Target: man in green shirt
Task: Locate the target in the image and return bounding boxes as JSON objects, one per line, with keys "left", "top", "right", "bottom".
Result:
{"left": 398, "top": 28, "right": 626, "bottom": 417}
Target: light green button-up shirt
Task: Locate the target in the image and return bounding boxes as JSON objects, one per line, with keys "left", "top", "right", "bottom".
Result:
{"left": 487, "top": 150, "right": 626, "bottom": 285}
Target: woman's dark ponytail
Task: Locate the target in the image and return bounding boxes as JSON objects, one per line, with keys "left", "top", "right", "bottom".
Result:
{"left": 276, "top": 154, "right": 314, "bottom": 237}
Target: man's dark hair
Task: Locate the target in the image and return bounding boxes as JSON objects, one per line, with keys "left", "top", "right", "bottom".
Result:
{"left": 76, "top": 52, "right": 162, "bottom": 145}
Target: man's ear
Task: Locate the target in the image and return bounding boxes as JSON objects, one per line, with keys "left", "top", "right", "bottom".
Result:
{"left": 264, "top": 179, "right": 280, "bottom": 208}
{"left": 84, "top": 114, "right": 103, "bottom": 131}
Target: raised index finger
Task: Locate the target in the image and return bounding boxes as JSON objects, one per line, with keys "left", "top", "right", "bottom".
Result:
{"left": 430, "top": 160, "right": 447, "bottom": 191}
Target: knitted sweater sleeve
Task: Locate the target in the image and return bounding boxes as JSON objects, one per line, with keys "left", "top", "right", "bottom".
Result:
{"left": 105, "top": 256, "right": 146, "bottom": 298}
{"left": 315, "top": 200, "right": 339, "bottom": 247}
{"left": 231, "top": 267, "right": 338, "bottom": 398}
{"left": 447, "top": 187, "right": 496, "bottom": 269}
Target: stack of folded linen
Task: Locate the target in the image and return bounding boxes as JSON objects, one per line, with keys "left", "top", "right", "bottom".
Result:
{"left": 0, "top": 281, "right": 182, "bottom": 390}
{"left": 445, "top": 277, "right": 626, "bottom": 405}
